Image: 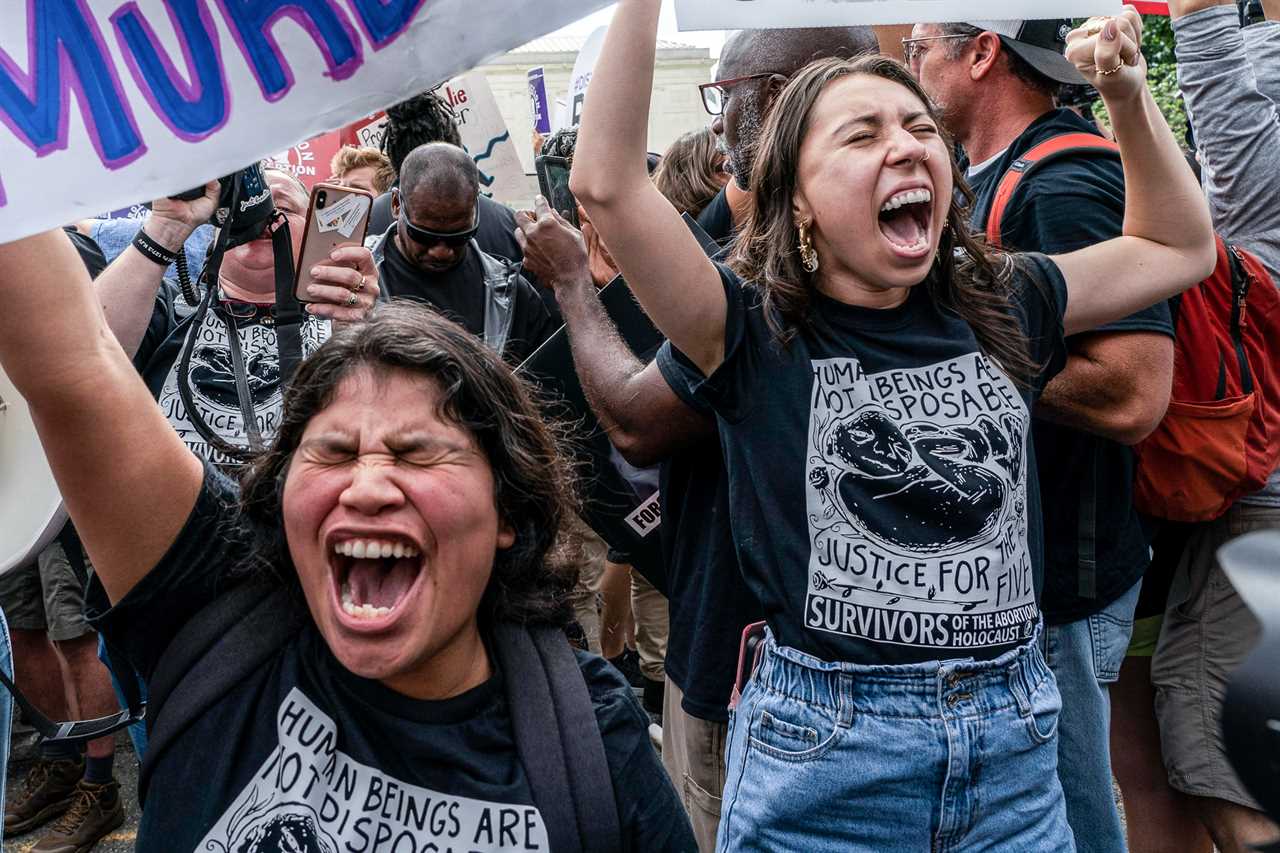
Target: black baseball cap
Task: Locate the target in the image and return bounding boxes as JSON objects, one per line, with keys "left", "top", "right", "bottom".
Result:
{"left": 962, "top": 19, "right": 1088, "bottom": 86}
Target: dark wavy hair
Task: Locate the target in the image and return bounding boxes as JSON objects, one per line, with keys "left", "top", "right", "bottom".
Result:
{"left": 238, "top": 302, "right": 580, "bottom": 626}
{"left": 729, "top": 55, "right": 1039, "bottom": 385}
{"left": 382, "top": 91, "right": 463, "bottom": 175}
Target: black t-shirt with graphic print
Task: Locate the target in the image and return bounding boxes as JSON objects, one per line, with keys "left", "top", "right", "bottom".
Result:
{"left": 679, "top": 257, "right": 1069, "bottom": 665}
{"left": 966, "top": 108, "right": 1174, "bottom": 624}
{"left": 84, "top": 467, "right": 694, "bottom": 853}
{"left": 134, "top": 286, "right": 331, "bottom": 472}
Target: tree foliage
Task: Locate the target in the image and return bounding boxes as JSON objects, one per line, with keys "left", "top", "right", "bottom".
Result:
{"left": 1093, "top": 15, "right": 1188, "bottom": 147}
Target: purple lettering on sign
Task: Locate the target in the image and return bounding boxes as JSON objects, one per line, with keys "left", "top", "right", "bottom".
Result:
{"left": 0, "top": 0, "right": 147, "bottom": 167}
{"left": 112, "top": 0, "right": 232, "bottom": 142}
{"left": 345, "top": 0, "right": 429, "bottom": 50}
{"left": 214, "top": 0, "right": 363, "bottom": 102}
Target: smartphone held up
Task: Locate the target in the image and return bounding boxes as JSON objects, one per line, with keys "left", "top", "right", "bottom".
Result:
{"left": 293, "top": 183, "right": 373, "bottom": 303}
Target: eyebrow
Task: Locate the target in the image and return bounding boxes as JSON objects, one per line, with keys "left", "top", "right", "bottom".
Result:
{"left": 299, "top": 431, "right": 471, "bottom": 454}
{"left": 833, "top": 110, "right": 935, "bottom": 138}
{"left": 383, "top": 432, "right": 473, "bottom": 455}
{"left": 833, "top": 114, "right": 881, "bottom": 137}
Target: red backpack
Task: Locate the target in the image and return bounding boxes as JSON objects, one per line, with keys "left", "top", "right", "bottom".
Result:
{"left": 987, "top": 133, "right": 1280, "bottom": 522}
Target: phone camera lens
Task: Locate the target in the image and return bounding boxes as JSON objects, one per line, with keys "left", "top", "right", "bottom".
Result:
{"left": 317, "top": 192, "right": 327, "bottom": 209}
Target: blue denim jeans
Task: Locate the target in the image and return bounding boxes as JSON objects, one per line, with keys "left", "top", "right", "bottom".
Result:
{"left": 97, "top": 634, "right": 148, "bottom": 759}
{"left": 1040, "top": 578, "right": 1142, "bottom": 853}
{"left": 0, "top": 607, "right": 13, "bottom": 846}
{"left": 717, "top": 629, "right": 1074, "bottom": 852}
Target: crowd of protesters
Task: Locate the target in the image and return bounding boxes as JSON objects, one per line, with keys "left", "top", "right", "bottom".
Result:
{"left": 0, "top": 1, "right": 1277, "bottom": 851}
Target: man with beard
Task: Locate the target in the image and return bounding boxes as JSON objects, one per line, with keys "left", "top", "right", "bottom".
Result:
{"left": 374, "top": 143, "right": 557, "bottom": 367}
{"left": 908, "top": 19, "right": 1176, "bottom": 853}
{"left": 697, "top": 27, "right": 879, "bottom": 243}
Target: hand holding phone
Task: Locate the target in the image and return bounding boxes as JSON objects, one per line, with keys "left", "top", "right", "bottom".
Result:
{"left": 294, "top": 183, "right": 373, "bottom": 304}
{"left": 535, "top": 155, "right": 580, "bottom": 229}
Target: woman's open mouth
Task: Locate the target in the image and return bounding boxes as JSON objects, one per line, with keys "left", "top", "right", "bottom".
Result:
{"left": 878, "top": 189, "right": 934, "bottom": 258}
{"left": 328, "top": 536, "right": 427, "bottom": 628}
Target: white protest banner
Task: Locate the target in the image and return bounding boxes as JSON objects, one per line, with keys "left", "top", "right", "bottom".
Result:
{"left": 0, "top": 0, "right": 612, "bottom": 244}
{"left": 676, "top": 0, "right": 1121, "bottom": 31}
{"left": 436, "top": 73, "right": 527, "bottom": 201}
{"left": 568, "top": 26, "right": 608, "bottom": 128}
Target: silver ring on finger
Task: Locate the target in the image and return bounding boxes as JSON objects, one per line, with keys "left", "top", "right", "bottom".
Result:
{"left": 345, "top": 292, "right": 359, "bottom": 308}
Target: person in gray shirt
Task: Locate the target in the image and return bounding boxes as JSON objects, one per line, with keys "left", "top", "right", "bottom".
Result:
{"left": 1147, "top": 4, "right": 1280, "bottom": 852}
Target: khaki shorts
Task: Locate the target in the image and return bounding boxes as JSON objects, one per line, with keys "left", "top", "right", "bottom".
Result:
{"left": 1151, "top": 503, "right": 1278, "bottom": 810}
{"left": 0, "top": 540, "right": 94, "bottom": 642}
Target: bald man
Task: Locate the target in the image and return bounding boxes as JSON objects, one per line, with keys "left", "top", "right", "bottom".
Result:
{"left": 698, "top": 27, "right": 879, "bottom": 242}
{"left": 373, "top": 143, "right": 556, "bottom": 366}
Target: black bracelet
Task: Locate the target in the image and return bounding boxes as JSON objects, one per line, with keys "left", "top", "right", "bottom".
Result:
{"left": 132, "top": 228, "right": 179, "bottom": 267}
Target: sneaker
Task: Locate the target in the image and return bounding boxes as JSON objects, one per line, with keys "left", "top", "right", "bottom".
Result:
{"left": 31, "top": 779, "right": 125, "bottom": 853}
{"left": 4, "top": 757, "right": 84, "bottom": 835}
{"left": 648, "top": 723, "right": 663, "bottom": 754}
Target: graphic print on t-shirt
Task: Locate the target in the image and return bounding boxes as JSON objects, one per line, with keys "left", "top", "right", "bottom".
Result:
{"left": 200, "top": 688, "right": 548, "bottom": 853}
{"left": 805, "top": 353, "right": 1038, "bottom": 650}
{"left": 157, "top": 313, "right": 329, "bottom": 467}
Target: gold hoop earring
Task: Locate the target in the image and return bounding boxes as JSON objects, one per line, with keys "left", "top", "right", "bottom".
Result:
{"left": 798, "top": 222, "right": 820, "bottom": 274}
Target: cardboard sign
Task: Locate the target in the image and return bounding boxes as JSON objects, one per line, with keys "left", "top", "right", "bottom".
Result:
{"left": 568, "top": 26, "right": 608, "bottom": 128}
{"left": 0, "top": 0, "right": 611, "bottom": 244}
{"left": 676, "top": 0, "right": 1121, "bottom": 30}
{"left": 435, "top": 73, "right": 526, "bottom": 199}
{"left": 528, "top": 67, "right": 552, "bottom": 135}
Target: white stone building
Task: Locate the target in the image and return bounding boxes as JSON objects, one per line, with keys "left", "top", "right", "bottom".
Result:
{"left": 472, "top": 35, "right": 717, "bottom": 203}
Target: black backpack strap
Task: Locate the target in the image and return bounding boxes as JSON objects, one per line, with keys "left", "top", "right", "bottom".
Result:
{"left": 1225, "top": 244, "right": 1255, "bottom": 396}
{"left": 1077, "top": 447, "right": 1099, "bottom": 600}
{"left": 140, "top": 579, "right": 305, "bottom": 805}
{"left": 271, "top": 217, "right": 304, "bottom": 385}
{"left": 493, "top": 623, "right": 621, "bottom": 853}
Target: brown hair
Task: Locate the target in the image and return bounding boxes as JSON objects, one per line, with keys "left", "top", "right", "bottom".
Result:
{"left": 728, "top": 55, "right": 1039, "bottom": 384}
{"left": 330, "top": 145, "right": 396, "bottom": 194}
{"left": 654, "top": 128, "right": 726, "bottom": 218}
{"left": 239, "top": 302, "right": 580, "bottom": 626}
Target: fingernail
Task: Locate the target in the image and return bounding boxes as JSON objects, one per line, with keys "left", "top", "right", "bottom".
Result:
{"left": 536, "top": 195, "right": 547, "bottom": 204}
{"left": 308, "top": 285, "right": 319, "bottom": 295}
{"left": 1104, "top": 20, "right": 1118, "bottom": 40}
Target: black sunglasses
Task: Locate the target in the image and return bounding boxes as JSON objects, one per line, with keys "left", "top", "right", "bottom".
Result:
{"left": 397, "top": 203, "right": 479, "bottom": 250}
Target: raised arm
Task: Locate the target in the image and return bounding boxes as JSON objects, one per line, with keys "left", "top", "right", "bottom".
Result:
{"left": 1170, "top": 1, "right": 1280, "bottom": 256}
{"left": 569, "top": 0, "right": 726, "bottom": 376}
{"left": 0, "top": 231, "right": 204, "bottom": 603}
{"left": 516, "top": 198, "right": 715, "bottom": 466}
{"left": 1052, "top": 9, "right": 1217, "bottom": 336}
{"left": 95, "top": 182, "right": 218, "bottom": 358}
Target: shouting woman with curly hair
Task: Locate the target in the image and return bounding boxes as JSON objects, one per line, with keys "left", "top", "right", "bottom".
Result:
{"left": 0, "top": 230, "right": 694, "bottom": 850}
